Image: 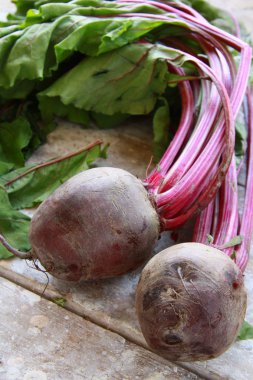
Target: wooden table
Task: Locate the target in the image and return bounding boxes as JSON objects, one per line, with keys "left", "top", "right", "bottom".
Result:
{"left": 1, "top": 1, "right": 253, "bottom": 379}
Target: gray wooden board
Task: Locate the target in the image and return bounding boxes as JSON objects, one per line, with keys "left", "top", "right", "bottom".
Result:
{"left": 0, "top": 276, "right": 201, "bottom": 380}
{"left": 1, "top": 1, "right": 253, "bottom": 380}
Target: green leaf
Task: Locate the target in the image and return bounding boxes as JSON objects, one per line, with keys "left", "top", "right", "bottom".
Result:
{"left": 0, "top": 80, "right": 35, "bottom": 100}
{"left": 12, "top": 0, "right": 38, "bottom": 17}
{"left": 237, "top": 320, "right": 253, "bottom": 341}
{"left": 152, "top": 98, "right": 171, "bottom": 161}
{"left": 0, "top": 187, "right": 31, "bottom": 259}
{"left": 39, "top": 96, "right": 90, "bottom": 126}
{"left": 52, "top": 297, "right": 67, "bottom": 307}
{"left": 1, "top": 23, "right": 55, "bottom": 87}
{"left": 0, "top": 117, "right": 32, "bottom": 175}
{"left": 91, "top": 112, "right": 129, "bottom": 129}
{"left": 2, "top": 144, "right": 105, "bottom": 209}
{"left": 220, "top": 235, "right": 243, "bottom": 249}
{"left": 0, "top": 30, "right": 24, "bottom": 85}
{"left": 39, "top": 43, "right": 168, "bottom": 116}
{"left": 230, "top": 250, "right": 237, "bottom": 260}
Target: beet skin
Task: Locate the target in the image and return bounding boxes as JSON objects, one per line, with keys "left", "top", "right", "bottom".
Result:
{"left": 29, "top": 167, "right": 160, "bottom": 281}
{"left": 136, "top": 243, "right": 247, "bottom": 361}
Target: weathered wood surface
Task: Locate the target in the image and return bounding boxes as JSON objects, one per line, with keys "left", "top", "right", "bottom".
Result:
{"left": 0, "top": 276, "right": 201, "bottom": 380}
{"left": 1, "top": 1, "right": 253, "bottom": 380}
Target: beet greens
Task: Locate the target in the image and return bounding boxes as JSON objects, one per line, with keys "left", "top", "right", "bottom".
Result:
{"left": 1, "top": 0, "right": 252, "bottom": 226}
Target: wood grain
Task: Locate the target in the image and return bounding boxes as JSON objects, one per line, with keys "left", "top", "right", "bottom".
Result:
{"left": 0, "top": 276, "right": 200, "bottom": 380}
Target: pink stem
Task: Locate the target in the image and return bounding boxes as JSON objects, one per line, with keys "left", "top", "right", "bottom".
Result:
{"left": 193, "top": 200, "right": 215, "bottom": 244}
{"left": 120, "top": 0, "right": 247, "bottom": 49}
{"left": 157, "top": 50, "right": 234, "bottom": 226}
{"left": 145, "top": 65, "right": 195, "bottom": 190}
{"left": 212, "top": 155, "right": 239, "bottom": 256}
{"left": 116, "top": 4, "right": 251, "bottom": 229}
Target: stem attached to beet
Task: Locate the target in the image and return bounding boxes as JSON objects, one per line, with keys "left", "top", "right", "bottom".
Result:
{"left": 117, "top": 0, "right": 251, "bottom": 229}
{"left": 157, "top": 51, "right": 234, "bottom": 229}
{"left": 0, "top": 235, "right": 33, "bottom": 259}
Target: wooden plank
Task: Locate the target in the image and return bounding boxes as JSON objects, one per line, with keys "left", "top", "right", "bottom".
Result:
{"left": 0, "top": 276, "right": 200, "bottom": 380}
{"left": 1, "top": 257, "right": 253, "bottom": 380}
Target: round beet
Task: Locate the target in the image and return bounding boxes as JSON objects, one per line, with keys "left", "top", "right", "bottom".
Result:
{"left": 135, "top": 242, "right": 247, "bottom": 361}
{"left": 29, "top": 167, "right": 160, "bottom": 281}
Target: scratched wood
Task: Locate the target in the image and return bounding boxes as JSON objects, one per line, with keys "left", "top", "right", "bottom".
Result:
{"left": 0, "top": 1, "right": 253, "bottom": 380}
{"left": 0, "top": 276, "right": 202, "bottom": 380}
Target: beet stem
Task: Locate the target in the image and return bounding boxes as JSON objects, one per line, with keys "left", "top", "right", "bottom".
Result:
{"left": 118, "top": 1, "right": 251, "bottom": 229}
{"left": 0, "top": 234, "right": 33, "bottom": 260}
{"left": 4, "top": 140, "right": 103, "bottom": 187}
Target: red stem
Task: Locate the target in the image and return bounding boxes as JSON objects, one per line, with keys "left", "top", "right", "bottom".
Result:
{"left": 4, "top": 140, "right": 103, "bottom": 187}
{"left": 158, "top": 52, "right": 234, "bottom": 229}
{"left": 0, "top": 234, "right": 33, "bottom": 259}
{"left": 116, "top": 2, "right": 251, "bottom": 229}
{"left": 145, "top": 65, "right": 195, "bottom": 190}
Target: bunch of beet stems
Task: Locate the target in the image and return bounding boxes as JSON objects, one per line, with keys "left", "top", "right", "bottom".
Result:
{"left": 114, "top": 0, "right": 252, "bottom": 228}
{"left": 193, "top": 14, "right": 253, "bottom": 273}
{"left": 193, "top": 88, "right": 253, "bottom": 273}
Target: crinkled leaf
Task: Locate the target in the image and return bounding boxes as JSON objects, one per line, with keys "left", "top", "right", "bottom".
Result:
{"left": 0, "top": 117, "right": 32, "bottom": 175}
{"left": 12, "top": 0, "right": 38, "bottom": 16}
{"left": 0, "top": 25, "right": 20, "bottom": 37}
{"left": 0, "top": 30, "right": 24, "bottom": 84}
{"left": 0, "top": 23, "right": 55, "bottom": 88}
{"left": 39, "top": 43, "right": 168, "bottom": 116}
{"left": 2, "top": 144, "right": 105, "bottom": 209}
{"left": 0, "top": 6, "right": 186, "bottom": 91}
{"left": 237, "top": 320, "right": 253, "bottom": 341}
{"left": 0, "top": 187, "right": 31, "bottom": 259}
{"left": 54, "top": 17, "right": 164, "bottom": 59}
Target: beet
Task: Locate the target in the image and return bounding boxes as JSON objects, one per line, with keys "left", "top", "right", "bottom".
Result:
{"left": 135, "top": 242, "right": 247, "bottom": 361}
{"left": 29, "top": 167, "right": 160, "bottom": 281}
